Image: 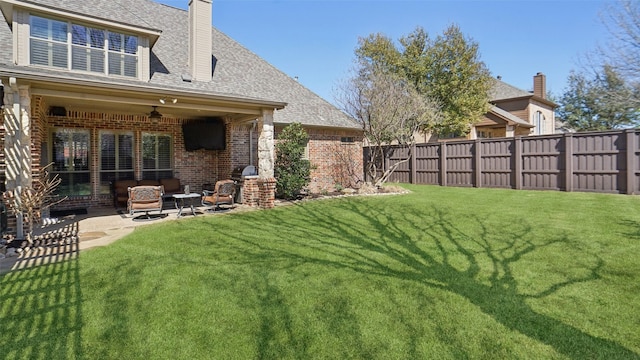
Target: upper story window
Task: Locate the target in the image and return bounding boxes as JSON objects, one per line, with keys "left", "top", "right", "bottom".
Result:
{"left": 534, "top": 111, "right": 545, "bottom": 135}
{"left": 30, "top": 16, "right": 68, "bottom": 68}
{"left": 30, "top": 15, "right": 138, "bottom": 78}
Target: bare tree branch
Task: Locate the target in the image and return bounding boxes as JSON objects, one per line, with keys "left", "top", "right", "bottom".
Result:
{"left": 337, "top": 65, "right": 441, "bottom": 186}
{"left": 3, "top": 163, "right": 66, "bottom": 242}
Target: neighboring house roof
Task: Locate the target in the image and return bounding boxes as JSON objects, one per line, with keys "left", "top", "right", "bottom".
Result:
{"left": 0, "top": 0, "right": 360, "bottom": 130}
{"left": 489, "top": 77, "right": 556, "bottom": 108}
{"left": 489, "top": 78, "right": 532, "bottom": 101}
{"left": 489, "top": 105, "right": 534, "bottom": 128}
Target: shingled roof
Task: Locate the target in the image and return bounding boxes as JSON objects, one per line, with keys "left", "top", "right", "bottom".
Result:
{"left": 0, "top": 0, "right": 360, "bottom": 129}
{"left": 489, "top": 77, "right": 532, "bottom": 101}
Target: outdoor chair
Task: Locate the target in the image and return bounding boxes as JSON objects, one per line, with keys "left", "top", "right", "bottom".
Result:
{"left": 128, "top": 185, "right": 165, "bottom": 220}
{"left": 202, "top": 179, "right": 236, "bottom": 211}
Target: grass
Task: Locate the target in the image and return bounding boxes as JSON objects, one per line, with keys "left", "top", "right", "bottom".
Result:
{"left": 1, "top": 184, "right": 639, "bottom": 359}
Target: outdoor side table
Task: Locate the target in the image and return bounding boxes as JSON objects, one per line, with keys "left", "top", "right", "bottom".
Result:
{"left": 173, "top": 193, "right": 201, "bottom": 217}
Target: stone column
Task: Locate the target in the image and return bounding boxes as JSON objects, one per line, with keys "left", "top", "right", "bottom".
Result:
{"left": 257, "top": 108, "right": 275, "bottom": 178}
{"left": 3, "top": 78, "right": 32, "bottom": 238}
{"left": 257, "top": 108, "right": 276, "bottom": 208}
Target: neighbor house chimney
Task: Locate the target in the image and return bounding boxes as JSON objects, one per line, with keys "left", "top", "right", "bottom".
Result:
{"left": 533, "top": 72, "right": 546, "bottom": 99}
{"left": 189, "top": 0, "right": 212, "bottom": 82}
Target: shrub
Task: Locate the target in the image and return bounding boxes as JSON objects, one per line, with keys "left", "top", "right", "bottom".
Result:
{"left": 275, "top": 123, "right": 311, "bottom": 199}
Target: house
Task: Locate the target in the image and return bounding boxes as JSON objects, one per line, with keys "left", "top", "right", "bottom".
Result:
{"left": 474, "top": 73, "right": 557, "bottom": 138}
{"left": 419, "top": 72, "right": 557, "bottom": 142}
{"left": 0, "top": 0, "right": 364, "bottom": 231}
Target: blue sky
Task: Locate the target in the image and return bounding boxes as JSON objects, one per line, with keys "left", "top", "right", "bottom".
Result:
{"left": 156, "top": 0, "right": 611, "bottom": 104}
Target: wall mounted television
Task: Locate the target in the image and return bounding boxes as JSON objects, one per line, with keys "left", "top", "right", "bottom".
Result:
{"left": 182, "top": 118, "right": 226, "bottom": 151}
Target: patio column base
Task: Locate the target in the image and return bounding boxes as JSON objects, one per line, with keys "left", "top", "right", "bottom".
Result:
{"left": 242, "top": 178, "right": 260, "bottom": 207}
{"left": 257, "top": 177, "right": 276, "bottom": 209}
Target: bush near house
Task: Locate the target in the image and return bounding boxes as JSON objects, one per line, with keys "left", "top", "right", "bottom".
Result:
{"left": 275, "top": 123, "right": 311, "bottom": 199}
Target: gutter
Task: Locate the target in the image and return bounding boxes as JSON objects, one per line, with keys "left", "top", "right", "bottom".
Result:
{"left": 0, "top": 67, "right": 287, "bottom": 110}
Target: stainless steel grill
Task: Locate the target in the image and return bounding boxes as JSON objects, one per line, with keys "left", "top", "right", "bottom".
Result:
{"left": 231, "top": 165, "right": 257, "bottom": 203}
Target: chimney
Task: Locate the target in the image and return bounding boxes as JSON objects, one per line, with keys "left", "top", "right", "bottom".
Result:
{"left": 189, "top": 0, "right": 212, "bottom": 82}
{"left": 533, "top": 72, "right": 546, "bottom": 99}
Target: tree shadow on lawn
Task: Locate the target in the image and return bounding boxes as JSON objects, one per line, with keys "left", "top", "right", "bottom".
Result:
{"left": 0, "top": 233, "right": 84, "bottom": 358}
{"left": 214, "top": 198, "right": 639, "bottom": 359}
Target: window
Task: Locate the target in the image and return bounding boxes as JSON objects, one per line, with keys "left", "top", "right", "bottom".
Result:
{"left": 299, "top": 139, "right": 310, "bottom": 160}
{"left": 341, "top": 137, "right": 355, "bottom": 143}
{"left": 142, "top": 133, "right": 172, "bottom": 180}
{"left": 534, "top": 111, "right": 545, "bottom": 135}
{"left": 51, "top": 129, "right": 90, "bottom": 196}
{"left": 30, "top": 15, "right": 138, "bottom": 78}
{"left": 71, "top": 24, "right": 105, "bottom": 73}
{"left": 108, "top": 31, "right": 138, "bottom": 77}
{"left": 30, "top": 16, "right": 68, "bottom": 68}
{"left": 99, "top": 131, "right": 134, "bottom": 194}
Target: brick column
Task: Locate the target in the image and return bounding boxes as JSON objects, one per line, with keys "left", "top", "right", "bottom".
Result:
{"left": 242, "top": 177, "right": 259, "bottom": 207}
{"left": 258, "top": 177, "right": 276, "bottom": 209}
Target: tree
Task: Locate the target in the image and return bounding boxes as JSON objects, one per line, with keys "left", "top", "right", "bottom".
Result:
{"left": 355, "top": 25, "right": 492, "bottom": 136}
{"left": 274, "top": 123, "right": 311, "bottom": 199}
{"left": 557, "top": 66, "right": 639, "bottom": 131}
{"left": 599, "top": 1, "right": 640, "bottom": 85}
{"left": 337, "top": 66, "right": 441, "bottom": 187}
{"left": 581, "top": 0, "right": 640, "bottom": 111}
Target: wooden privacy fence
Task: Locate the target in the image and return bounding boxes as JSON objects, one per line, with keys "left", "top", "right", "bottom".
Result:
{"left": 365, "top": 129, "right": 640, "bottom": 194}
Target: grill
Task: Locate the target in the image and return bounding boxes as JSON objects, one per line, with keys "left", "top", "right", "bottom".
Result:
{"left": 231, "top": 165, "right": 258, "bottom": 203}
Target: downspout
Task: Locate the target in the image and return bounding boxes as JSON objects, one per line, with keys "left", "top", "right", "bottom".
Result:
{"left": 9, "top": 77, "right": 23, "bottom": 239}
{"left": 249, "top": 120, "right": 257, "bottom": 165}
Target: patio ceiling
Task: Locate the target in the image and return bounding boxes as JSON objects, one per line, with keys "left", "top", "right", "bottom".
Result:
{"left": 14, "top": 75, "right": 287, "bottom": 122}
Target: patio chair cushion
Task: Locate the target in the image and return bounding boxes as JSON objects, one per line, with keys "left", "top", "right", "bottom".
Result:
{"left": 160, "top": 178, "right": 181, "bottom": 195}
{"left": 128, "top": 185, "right": 164, "bottom": 216}
{"left": 202, "top": 179, "right": 236, "bottom": 210}
{"left": 137, "top": 179, "right": 160, "bottom": 187}
{"left": 114, "top": 179, "right": 138, "bottom": 207}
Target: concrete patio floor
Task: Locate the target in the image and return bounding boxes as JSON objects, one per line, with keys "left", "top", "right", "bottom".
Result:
{"left": 0, "top": 203, "right": 250, "bottom": 274}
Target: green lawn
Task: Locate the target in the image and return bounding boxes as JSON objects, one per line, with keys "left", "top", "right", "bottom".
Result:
{"left": 1, "top": 185, "right": 639, "bottom": 359}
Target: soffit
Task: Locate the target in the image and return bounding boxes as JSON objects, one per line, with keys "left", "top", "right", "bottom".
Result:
{"left": 27, "top": 79, "right": 283, "bottom": 122}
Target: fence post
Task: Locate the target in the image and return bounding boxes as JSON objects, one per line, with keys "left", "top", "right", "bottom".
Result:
{"left": 565, "top": 133, "right": 573, "bottom": 192}
{"left": 410, "top": 143, "right": 417, "bottom": 184}
{"left": 384, "top": 148, "right": 390, "bottom": 177}
{"left": 626, "top": 129, "right": 635, "bottom": 195}
{"left": 474, "top": 139, "right": 482, "bottom": 188}
{"left": 440, "top": 142, "right": 447, "bottom": 187}
{"left": 514, "top": 137, "right": 522, "bottom": 190}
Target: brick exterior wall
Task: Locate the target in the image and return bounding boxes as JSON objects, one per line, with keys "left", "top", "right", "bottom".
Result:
{"left": 275, "top": 126, "right": 364, "bottom": 193}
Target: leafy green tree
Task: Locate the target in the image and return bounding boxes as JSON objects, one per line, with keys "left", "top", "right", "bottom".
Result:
{"left": 557, "top": 66, "right": 639, "bottom": 131}
{"left": 355, "top": 25, "right": 492, "bottom": 136}
{"left": 274, "top": 123, "right": 311, "bottom": 199}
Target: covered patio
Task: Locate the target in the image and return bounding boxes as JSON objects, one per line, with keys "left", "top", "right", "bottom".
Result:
{"left": 1, "top": 73, "right": 286, "bottom": 236}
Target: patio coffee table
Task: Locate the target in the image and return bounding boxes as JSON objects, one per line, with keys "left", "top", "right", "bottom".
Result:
{"left": 173, "top": 193, "right": 201, "bottom": 217}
